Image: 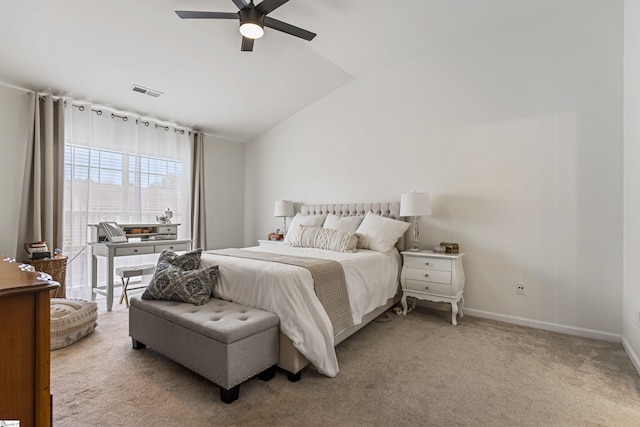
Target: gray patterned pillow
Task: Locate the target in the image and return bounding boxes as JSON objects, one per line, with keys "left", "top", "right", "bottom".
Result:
{"left": 142, "top": 262, "right": 219, "bottom": 305}
{"left": 157, "top": 248, "right": 202, "bottom": 270}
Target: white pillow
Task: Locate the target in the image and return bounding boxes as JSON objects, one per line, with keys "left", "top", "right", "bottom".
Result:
{"left": 323, "top": 214, "right": 364, "bottom": 232}
{"left": 292, "top": 226, "right": 359, "bottom": 253}
{"left": 355, "top": 212, "right": 411, "bottom": 252}
{"left": 283, "top": 213, "right": 327, "bottom": 244}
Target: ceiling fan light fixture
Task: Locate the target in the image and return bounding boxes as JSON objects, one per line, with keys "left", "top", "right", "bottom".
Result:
{"left": 239, "top": 7, "right": 265, "bottom": 39}
{"left": 240, "top": 22, "right": 264, "bottom": 39}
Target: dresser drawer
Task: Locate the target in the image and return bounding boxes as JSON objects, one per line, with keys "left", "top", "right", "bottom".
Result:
{"left": 155, "top": 242, "right": 190, "bottom": 252}
{"left": 404, "top": 280, "right": 453, "bottom": 296}
{"left": 404, "top": 256, "right": 451, "bottom": 271}
{"left": 114, "top": 246, "right": 154, "bottom": 256}
{"left": 405, "top": 267, "right": 451, "bottom": 285}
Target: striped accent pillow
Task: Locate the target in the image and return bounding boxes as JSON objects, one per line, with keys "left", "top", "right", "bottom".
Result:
{"left": 291, "top": 225, "right": 359, "bottom": 253}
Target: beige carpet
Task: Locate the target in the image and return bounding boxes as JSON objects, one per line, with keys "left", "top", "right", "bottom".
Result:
{"left": 51, "top": 303, "right": 640, "bottom": 426}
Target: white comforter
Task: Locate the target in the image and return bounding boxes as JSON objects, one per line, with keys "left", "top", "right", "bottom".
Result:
{"left": 199, "top": 245, "right": 400, "bottom": 377}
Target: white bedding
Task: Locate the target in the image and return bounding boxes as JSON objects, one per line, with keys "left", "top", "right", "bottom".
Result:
{"left": 199, "top": 244, "right": 401, "bottom": 377}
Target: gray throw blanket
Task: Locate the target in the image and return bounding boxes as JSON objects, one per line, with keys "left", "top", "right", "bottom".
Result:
{"left": 209, "top": 248, "right": 354, "bottom": 335}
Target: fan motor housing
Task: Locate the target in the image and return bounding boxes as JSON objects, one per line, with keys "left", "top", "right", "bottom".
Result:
{"left": 239, "top": 7, "right": 264, "bottom": 28}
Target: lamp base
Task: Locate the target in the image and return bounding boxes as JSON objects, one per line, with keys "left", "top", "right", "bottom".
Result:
{"left": 408, "top": 247, "right": 421, "bottom": 252}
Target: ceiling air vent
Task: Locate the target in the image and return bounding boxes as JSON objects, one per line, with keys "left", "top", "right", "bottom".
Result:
{"left": 130, "top": 84, "right": 163, "bottom": 98}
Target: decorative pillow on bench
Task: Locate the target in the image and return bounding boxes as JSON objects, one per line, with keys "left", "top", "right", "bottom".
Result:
{"left": 157, "top": 247, "right": 202, "bottom": 270}
{"left": 142, "top": 248, "right": 219, "bottom": 306}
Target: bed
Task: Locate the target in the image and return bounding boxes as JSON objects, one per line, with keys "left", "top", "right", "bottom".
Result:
{"left": 199, "top": 202, "right": 409, "bottom": 379}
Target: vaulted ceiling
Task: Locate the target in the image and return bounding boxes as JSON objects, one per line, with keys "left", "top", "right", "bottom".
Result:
{"left": 0, "top": 0, "right": 592, "bottom": 142}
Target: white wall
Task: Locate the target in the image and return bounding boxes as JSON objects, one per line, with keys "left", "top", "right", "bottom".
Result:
{"left": 246, "top": 2, "right": 624, "bottom": 338}
{"left": 202, "top": 134, "right": 245, "bottom": 250}
{"left": 0, "top": 84, "right": 31, "bottom": 259}
{"left": 623, "top": 0, "right": 640, "bottom": 373}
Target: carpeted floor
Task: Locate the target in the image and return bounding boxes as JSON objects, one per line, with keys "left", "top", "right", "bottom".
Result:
{"left": 51, "top": 303, "right": 640, "bottom": 426}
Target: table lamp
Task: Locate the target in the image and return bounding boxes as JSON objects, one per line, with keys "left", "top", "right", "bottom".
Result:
{"left": 274, "top": 200, "right": 294, "bottom": 234}
{"left": 400, "top": 192, "right": 432, "bottom": 251}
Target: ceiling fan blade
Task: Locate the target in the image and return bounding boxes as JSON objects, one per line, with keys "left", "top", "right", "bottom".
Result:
{"left": 256, "top": 0, "right": 290, "bottom": 14}
{"left": 241, "top": 36, "right": 254, "bottom": 52}
{"left": 175, "top": 11, "right": 239, "bottom": 20}
{"left": 264, "top": 16, "right": 316, "bottom": 41}
{"left": 231, "top": 0, "right": 248, "bottom": 10}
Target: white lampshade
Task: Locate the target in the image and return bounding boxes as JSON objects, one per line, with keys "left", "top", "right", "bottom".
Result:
{"left": 400, "top": 192, "right": 432, "bottom": 217}
{"left": 274, "top": 200, "right": 294, "bottom": 217}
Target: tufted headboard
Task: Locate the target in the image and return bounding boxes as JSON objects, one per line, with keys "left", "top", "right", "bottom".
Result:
{"left": 299, "top": 202, "right": 405, "bottom": 251}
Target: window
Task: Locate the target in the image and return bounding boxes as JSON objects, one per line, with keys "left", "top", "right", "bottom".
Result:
{"left": 63, "top": 106, "right": 192, "bottom": 299}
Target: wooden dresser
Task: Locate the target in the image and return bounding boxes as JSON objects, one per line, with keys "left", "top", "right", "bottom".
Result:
{"left": 0, "top": 260, "right": 59, "bottom": 426}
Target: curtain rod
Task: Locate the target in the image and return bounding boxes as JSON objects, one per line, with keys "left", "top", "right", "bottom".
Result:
{"left": 36, "top": 93, "right": 191, "bottom": 135}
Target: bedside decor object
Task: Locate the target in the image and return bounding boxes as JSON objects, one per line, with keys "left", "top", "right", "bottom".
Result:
{"left": 274, "top": 200, "right": 294, "bottom": 234}
{"left": 400, "top": 250, "right": 466, "bottom": 325}
{"left": 400, "top": 192, "right": 432, "bottom": 252}
{"left": 267, "top": 232, "right": 284, "bottom": 241}
{"left": 439, "top": 242, "right": 459, "bottom": 254}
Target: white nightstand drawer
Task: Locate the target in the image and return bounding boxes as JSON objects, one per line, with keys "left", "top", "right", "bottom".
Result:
{"left": 404, "top": 280, "right": 452, "bottom": 296}
{"left": 114, "top": 246, "right": 154, "bottom": 256}
{"left": 405, "top": 268, "right": 451, "bottom": 285}
{"left": 155, "top": 242, "right": 190, "bottom": 252}
{"left": 404, "top": 256, "right": 452, "bottom": 271}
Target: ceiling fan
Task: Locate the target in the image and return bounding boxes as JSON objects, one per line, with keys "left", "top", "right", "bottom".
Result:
{"left": 175, "top": 0, "right": 316, "bottom": 52}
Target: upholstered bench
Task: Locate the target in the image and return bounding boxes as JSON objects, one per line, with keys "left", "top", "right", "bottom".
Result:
{"left": 128, "top": 295, "right": 279, "bottom": 404}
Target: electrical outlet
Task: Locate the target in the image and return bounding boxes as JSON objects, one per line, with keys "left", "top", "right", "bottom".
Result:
{"left": 516, "top": 282, "right": 525, "bottom": 295}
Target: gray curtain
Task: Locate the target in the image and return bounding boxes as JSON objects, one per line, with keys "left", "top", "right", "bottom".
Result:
{"left": 190, "top": 131, "right": 207, "bottom": 249}
{"left": 16, "top": 94, "right": 65, "bottom": 259}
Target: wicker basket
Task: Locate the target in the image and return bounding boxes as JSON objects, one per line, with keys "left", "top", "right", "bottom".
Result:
{"left": 25, "top": 257, "right": 67, "bottom": 298}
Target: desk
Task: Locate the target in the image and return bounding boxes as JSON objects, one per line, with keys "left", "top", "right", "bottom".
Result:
{"left": 91, "top": 239, "right": 192, "bottom": 311}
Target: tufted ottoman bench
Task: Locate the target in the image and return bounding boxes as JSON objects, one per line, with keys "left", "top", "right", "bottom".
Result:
{"left": 128, "top": 295, "right": 279, "bottom": 403}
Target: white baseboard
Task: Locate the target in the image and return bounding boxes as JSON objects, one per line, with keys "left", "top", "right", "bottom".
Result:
{"left": 463, "top": 307, "right": 621, "bottom": 342}
{"left": 622, "top": 337, "right": 640, "bottom": 377}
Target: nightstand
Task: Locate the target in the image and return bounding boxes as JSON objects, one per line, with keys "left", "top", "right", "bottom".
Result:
{"left": 400, "top": 251, "right": 466, "bottom": 325}
{"left": 258, "top": 239, "right": 285, "bottom": 246}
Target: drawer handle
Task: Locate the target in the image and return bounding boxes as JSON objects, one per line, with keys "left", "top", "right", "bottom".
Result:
{"left": 424, "top": 286, "right": 429, "bottom": 290}
{"left": 424, "top": 273, "right": 429, "bottom": 277}
{"left": 425, "top": 262, "right": 430, "bottom": 266}
{"left": 133, "top": 249, "right": 138, "bottom": 253}
{"left": 169, "top": 246, "right": 174, "bottom": 250}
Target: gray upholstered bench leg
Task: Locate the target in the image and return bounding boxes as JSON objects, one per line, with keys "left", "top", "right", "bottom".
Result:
{"left": 220, "top": 365, "right": 276, "bottom": 404}
{"left": 258, "top": 365, "right": 276, "bottom": 381}
{"left": 132, "top": 338, "right": 146, "bottom": 350}
{"left": 220, "top": 385, "right": 240, "bottom": 404}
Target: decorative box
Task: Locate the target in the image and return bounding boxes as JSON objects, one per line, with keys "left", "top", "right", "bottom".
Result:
{"left": 439, "top": 242, "right": 460, "bottom": 254}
